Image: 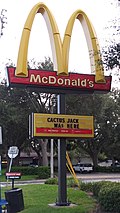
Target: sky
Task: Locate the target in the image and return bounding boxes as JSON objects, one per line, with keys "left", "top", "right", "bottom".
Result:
{"left": 0, "top": 0, "right": 119, "bottom": 86}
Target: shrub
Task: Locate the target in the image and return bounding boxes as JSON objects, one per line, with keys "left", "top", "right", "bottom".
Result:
{"left": 11, "top": 166, "right": 50, "bottom": 179}
{"left": 96, "top": 166, "right": 120, "bottom": 173}
{"left": 11, "top": 166, "right": 39, "bottom": 175}
{"left": 81, "top": 182, "right": 94, "bottom": 192}
{"left": 95, "top": 166, "right": 112, "bottom": 173}
{"left": 98, "top": 184, "right": 120, "bottom": 212}
{"left": 45, "top": 177, "right": 80, "bottom": 188}
{"left": 45, "top": 177, "right": 58, "bottom": 185}
{"left": 37, "top": 166, "right": 50, "bottom": 179}
{"left": 67, "top": 177, "right": 80, "bottom": 188}
{"left": 92, "top": 181, "right": 113, "bottom": 197}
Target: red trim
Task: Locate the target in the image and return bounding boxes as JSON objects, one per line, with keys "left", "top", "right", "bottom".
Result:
{"left": 36, "top": 127, "right": 93, "bottom": 135}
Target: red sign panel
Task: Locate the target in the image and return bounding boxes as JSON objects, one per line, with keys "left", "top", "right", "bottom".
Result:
{"left": 36, "top": 127, "right": 92, "bottom": 135}
{"left": 6, "top": 172, "right": 21, "bottom": 179}
{"left": 7, "top": 67, "right": 112, "bottom": 94}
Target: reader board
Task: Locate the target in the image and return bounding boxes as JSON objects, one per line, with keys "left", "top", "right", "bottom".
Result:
{"left": 31, "top": 113, "right": 94, "bottom": 138}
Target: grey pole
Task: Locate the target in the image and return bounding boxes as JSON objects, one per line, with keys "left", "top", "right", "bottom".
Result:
{"left": 56, "top": 94, "right": 69, "bottom": 206}
{"left": 50, "top": 139, "right": 54, "bottom": 178}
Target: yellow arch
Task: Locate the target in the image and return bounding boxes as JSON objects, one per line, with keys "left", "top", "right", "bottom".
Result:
{"left": 15, "top": 3, "right": 64, "bottom": 77}
{"left": 16, "top": 3, "right": 105, "bottom": 83}
{"left": 63, "top": 10, "right": 105, "bottom": 83}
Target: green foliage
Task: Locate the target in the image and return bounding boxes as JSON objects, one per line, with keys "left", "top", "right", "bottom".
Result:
{"left": 66, "top": 89, "right": 120, "bottom": 168}
{"left": 0, "top": 58, "right": 56, "bottom": 167}
{"left": 67, "top": 177, "right": 80, "bottom": 188}
{"left": 11, "top": 166, "right": 50, "bottom": 179}
{"left": 11, "top": 166, "right": 39, "bottom": 175}
{"left": 102, "top": 43, "right": 120, "bottom": 70}
{"left": 0, "top": 85, "right": 30, "bottom": 157}
{"left": 45, "top": 177, "right": 58, "bottom": 185}
{"left": 37, "top": 166, "right": 50, "bottom": 179}
{"left": 92, "top": 181, "right": 113, "bottom": 197}
{"left": 98, "top": 184, "right": 120, "bottom": 212}
{"left": 45, "top": 177, "right": 81, "bottom": 188}
{"left": 81, "top": 182, "right": 94, "bottom": 192}
{"left": 95, "top": 166, "right": 111, "bottom": 173}
{"left": 96, "top": 166, "right": 120, "bottom": 173}
{"left": 81, "top": 181, "right": 120, "bottom": 212}
{"left": 88, "top": 181, "right": 120, "bottom": 212}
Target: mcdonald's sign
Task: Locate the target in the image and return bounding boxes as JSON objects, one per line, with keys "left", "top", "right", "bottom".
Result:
{"left": 7, "top": 3, "right": 112, "bottom": 93}
{"left": 7, "top": 67, "right": 111, "bottom": 94}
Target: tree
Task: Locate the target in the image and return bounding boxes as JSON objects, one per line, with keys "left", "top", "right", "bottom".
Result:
{"left": 101, "top": 89, "right": 120, "bottom": 164}
{"left": 27, "top": 57, "right": 57, "bottom": 166}
{"left": 0, "top": 58, "right": 56, "bottom": 167}
{"left": 102, "top": 0, "right": 120, "bottom": 82}
{"left": 27, "top": 90, "right": 56, "bottom": 166}
{"left": 103, "top": 44, "right": 120, "bottom": 70}
{"left": 0, "top": 83, "right": 30, "bottom": 167}
{"left": 66, "top": 94, "right": 103, "bottom": 168}
{"left": 66, "top": 90, "right": 120, "bottom": 169}
{"left": 0, "top": 9, "right": 7, "bottom": 37}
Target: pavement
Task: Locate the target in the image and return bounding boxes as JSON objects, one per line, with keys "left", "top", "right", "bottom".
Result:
{"left": 1, "top": 173, "right": 120, "bottom": 187}
{"left": 1, "top": 179, "right": 45, "bottom": 187}
{"left": 76, "top": 172, "right": 120, "bottom": 182}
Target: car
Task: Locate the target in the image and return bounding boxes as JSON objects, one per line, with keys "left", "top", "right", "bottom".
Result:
{"left": 98, "top": 160, "right": 112, "bottom": 167}
{"left": 73, "top": 163, "right": 93, "bottom": 173}
{"left": 111, "top": 162, "right": 120, "bottom": 167}
{"left": 29, "top": 163, "right": 38, "bottom": 168}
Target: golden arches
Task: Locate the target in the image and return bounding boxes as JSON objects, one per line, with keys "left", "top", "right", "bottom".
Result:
{"left": 63, "top": 10, "right": 105, "bottom": 83}
{"left": 16, "top": 3, "right": 105, "bottom": 83}
{"left": 16, "top": 3, "right": 63, "bottom": 77}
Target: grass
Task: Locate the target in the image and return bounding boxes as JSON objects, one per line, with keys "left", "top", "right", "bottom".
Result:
{"left": 0, "top": 174, "right": 38, "bottom": 182}
{"left": 1, "top": 169, "right": 96, "bottom": 212}
{"left": 0, "top": 169, "right": 38, "bottom": 182}
{"left": 1, "top": 184, "right": 97, "bottom": 213}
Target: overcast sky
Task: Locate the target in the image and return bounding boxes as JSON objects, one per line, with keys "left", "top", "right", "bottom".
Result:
{"left": 0, "top": 0, "right": 119, "bottom": 81}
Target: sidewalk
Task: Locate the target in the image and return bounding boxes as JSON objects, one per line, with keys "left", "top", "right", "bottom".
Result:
{"left": 1, "top": 173, "right": 120, "bottom": 186}
{"left": 1, "top": 179, "right": 46, "bottom": 187}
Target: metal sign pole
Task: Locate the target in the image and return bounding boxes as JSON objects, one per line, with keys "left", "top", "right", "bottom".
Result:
{"left": 50, "top": 139, "right": 54, "bottom": 178}
{"left": 0, "top": 156, "right": 1, "bottom": 213}
{"left": 0, "top": 127, "right": 2, "bottom": 213}
{"left": 57, "top": 94, "right": 68, "bottom": 206}
{"left": 8, "top": 156, "right": 13, "bottom": 172}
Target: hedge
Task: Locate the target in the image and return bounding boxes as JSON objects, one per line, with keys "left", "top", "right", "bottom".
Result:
{"left": 37, "top": 166, "right": 50, "bottom": 179}
{"left": 96, "top": 166, "right": 120, "bottom": 173}
{"left": 11, "top": 166, "right": 50, "bottom": 179}
{"left": 98, "top": 184, "right": 120, "bottom": 212}
{"left": 92, "top": 181, "right": 114, "bottom": 197}
{"left": 80, "top": 182, "right": 94, "bottom": 192}
{"left": 76, "top": 181, "right": 120, "bottom": 212}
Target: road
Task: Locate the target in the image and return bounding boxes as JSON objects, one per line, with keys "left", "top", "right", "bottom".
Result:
{"left": 76, "top": 172, "right": 120, "bottom": 182}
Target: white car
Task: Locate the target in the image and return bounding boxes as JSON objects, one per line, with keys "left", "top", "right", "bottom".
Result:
{"left": 73, "top": 163, "right": 93, "bottom": 173}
